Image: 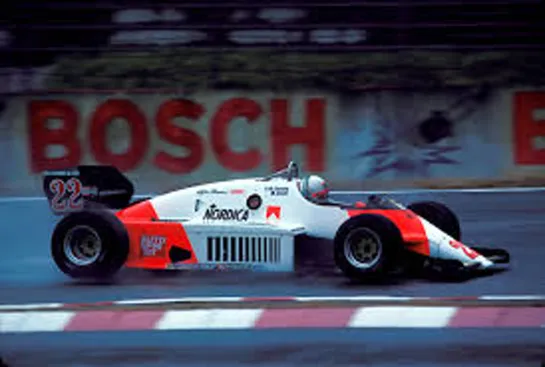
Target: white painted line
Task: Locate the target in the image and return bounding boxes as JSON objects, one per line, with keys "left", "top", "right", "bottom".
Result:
{"left": 0, "top": 311, "right": 74, "bottom": 333}
{"left": 122, "top": 295, "right": 545, "bottom": 304}
{"left": 115, "top": 297, "right": 244, "bottom": 305}
{"left": 155, "top": 309, "right": 263, "bottom": 330}
{"left": 0, "top": 197, "right": 47, "bottom": 203}
{"left": 348, "top": 306, "right": 458, "bottom": 328}
{"left": 0, "top": 303, "right": 64, "bottom": 311}
{"left": 331, "top": 187, "right": 545, "bottom": 195}
{"left": 2, "top": 295, "right": 545, "bottom": 312}
{"left": 480, "top": 295, "right": 545, "bottom": 301}
{"left": 294, "top": 296, "right": 415, "bottom": 302}
{"left": 115, "top": 298, "right": 184, "bottom": 305}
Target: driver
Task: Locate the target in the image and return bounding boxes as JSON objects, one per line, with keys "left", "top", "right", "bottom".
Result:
{"left": 301, "top": 175, "right": 329, "bottom": 203}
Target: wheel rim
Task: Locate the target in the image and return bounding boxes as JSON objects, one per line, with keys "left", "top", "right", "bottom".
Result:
{"left": 62, "top": 225, "right": 102, "bottom": 266}
{"left": 343, "top": 228, "right": 383, "bottom": 269}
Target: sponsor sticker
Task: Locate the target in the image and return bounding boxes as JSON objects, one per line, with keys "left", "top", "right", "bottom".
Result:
{"left": 265, "top": 186, "right": 289, "bottom": 196}
{"left": 449, "top": 239, "right": 479, "bottom": 260}
{"left": 140, "top": 235, "right": 167, "bottom": 257}
{"left": 202, "top": 204, "right": 250, "bottom": 221}
{"left": 197, "top": 189, "right": 228, "bottom": 195}
{"left": 266, "top": 205, "right": 281, "bottom": 222}
{"left": 44, "top": 169, "right": 80, "bottom": 176}
{"left": 194, "top": 199, "right": 202, "bottom": 212}
{"left": 48, "top": 177, "right": 84, "bottom": 212}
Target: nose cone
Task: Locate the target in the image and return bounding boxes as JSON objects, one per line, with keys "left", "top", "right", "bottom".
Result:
{"left": 420, "top": 217, "right": 494, "bottom": 268}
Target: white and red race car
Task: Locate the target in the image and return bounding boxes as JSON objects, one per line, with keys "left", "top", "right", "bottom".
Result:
{"left": 43, "top": 161, "right": 509, "bottom": 281}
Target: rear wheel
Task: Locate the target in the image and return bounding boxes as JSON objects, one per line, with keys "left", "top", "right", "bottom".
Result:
{"left": 407, "top": 201, "right": 461, "bottom": 240}
{"left": 334, "top": 214, "right": 403, "bottom": 281}
{"left": 51, "top": 210, "right": 129, "bottom": 279}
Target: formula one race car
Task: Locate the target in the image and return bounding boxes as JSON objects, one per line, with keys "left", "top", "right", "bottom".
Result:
{"left": 42, "top": 161, "right": 510, "bottom": 281}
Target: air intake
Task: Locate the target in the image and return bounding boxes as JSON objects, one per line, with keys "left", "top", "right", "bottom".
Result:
{"left": 206, "top": 236, "right": 282, "bottom": 264}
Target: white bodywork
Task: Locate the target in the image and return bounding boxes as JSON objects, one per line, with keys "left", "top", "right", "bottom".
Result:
{"left": 151, "top": 176, "right": 349, "bottom": 236}
{"left": 149, "top": 175, "right": 350, "bottom": 271}
{"left": 142, "top": 164, "right": 495, "bottom": 272}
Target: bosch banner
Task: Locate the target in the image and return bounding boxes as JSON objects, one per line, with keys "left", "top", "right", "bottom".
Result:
{"left": 4, "top": 92, "right": 338, "bottom": 193}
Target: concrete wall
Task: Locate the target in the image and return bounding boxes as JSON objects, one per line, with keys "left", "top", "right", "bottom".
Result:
{"left": 1, "top": 88, "right": 544, "bottom": 195}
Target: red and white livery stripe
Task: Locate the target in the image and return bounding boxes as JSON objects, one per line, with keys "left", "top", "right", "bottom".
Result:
{"left": 2, "top": 306, "right": 545, "bottom": 332}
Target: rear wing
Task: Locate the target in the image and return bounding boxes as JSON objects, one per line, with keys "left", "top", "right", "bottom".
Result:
{"left": 42, "top": 166, "right": 135, "bottom": 215}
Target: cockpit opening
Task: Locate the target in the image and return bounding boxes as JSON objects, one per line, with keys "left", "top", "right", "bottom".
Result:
{"left": 259, "top": 161, "right": 403, "bottom": 209}
{"left": 259, "top": 161, "right": 331, "bottom": 204}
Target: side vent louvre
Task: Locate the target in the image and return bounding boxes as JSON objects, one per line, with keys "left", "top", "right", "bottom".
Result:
{"left": 206, "top": 235, "right": 281, "bottom": 263}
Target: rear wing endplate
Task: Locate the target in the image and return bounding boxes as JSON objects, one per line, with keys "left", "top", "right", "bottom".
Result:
{"left": 42, "top": 166, "right": 135, "bottom": 215}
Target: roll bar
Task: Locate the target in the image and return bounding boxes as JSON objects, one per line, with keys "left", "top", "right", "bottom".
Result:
{"left": 259, "top": 161, "right": 300, "bottom": 181}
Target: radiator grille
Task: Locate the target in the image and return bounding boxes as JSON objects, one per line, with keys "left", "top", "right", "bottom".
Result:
{"left": 206, "top": 236, "right": 281, "bottom": 263}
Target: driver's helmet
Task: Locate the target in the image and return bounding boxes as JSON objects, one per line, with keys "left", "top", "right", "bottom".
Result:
{"left": 300, "top": 175, "right": 329, "bottom": 202}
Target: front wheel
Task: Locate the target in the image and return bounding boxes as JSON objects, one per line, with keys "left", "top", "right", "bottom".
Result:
{"left": 51, "top": 210, "right": 129, "bottom": 279}
{"left": 334, "top": 214, "right": 403, "bottom": 281}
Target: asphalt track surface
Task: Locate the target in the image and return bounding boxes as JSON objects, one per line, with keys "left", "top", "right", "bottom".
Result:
{"left": 1, "top": 191, "right": 545, "bottom": 367}
{"left": 1, "top": 191, "right": 545, "bottom": 305}
{"left": 2, "top": 329, "right": 545, "bottom": 367}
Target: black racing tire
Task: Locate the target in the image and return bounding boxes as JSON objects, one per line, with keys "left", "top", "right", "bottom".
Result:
{"left": 407, "top": 201, "right": 461, "bottom": 240}
{"left": 334, "top": 214, "right": 403, "bottom": 281}
{"left": 51, "top": 210, "right": 129, "bottom": 279}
